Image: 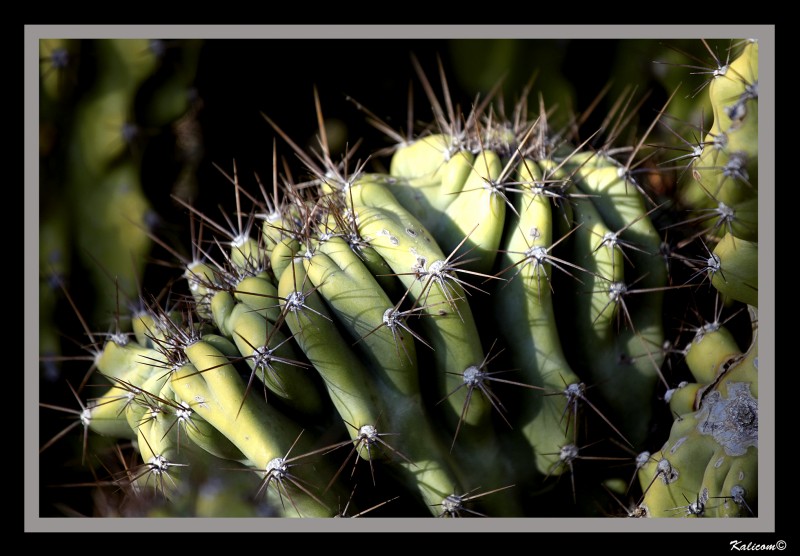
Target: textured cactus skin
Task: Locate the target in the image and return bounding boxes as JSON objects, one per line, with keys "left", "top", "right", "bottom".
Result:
{"left": 678, "top": 41, "right": 759, "bottom": 258}
{"left": 636, "top": 40, "right": 759, "bottom": 518}
{"left": 638, "top": 313, "right": 758, "bottom": 517}
{"left": 39, "top": 38, "right": 763, "bottom": 519}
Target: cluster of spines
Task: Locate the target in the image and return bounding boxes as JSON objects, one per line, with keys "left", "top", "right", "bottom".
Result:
{"left": 633, "top": 39, "right": 759, "bottom": 518}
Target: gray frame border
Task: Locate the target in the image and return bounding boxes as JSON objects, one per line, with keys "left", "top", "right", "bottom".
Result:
{"left": 26, "top": 24, "right": 775, "bottom": 534}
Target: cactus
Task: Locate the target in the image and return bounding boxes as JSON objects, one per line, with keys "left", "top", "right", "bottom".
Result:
{"left": 39, "top": 38, "right": 203, "bottom": 342}
{"left": 637, "top": 307, "right": 758, "bottom": 517}
{"left": 38, "top": 38, "right": 762, "bottom": 519}
{"left": 635, "top": 39, "right": 759, "bottom": 518}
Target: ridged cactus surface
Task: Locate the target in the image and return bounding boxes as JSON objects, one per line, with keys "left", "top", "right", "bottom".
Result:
{"left": 38, "top": 38, "right": 762, "bottom": 520}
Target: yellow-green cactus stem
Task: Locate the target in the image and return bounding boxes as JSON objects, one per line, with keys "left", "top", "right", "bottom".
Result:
{"left": 269, "top": 237, "right": 301, "bottom": 285}
{"left": 133, "top": 396, "right": 242, "bottom": 503}
{"left": 689, "top": 148, "right": 758, "bottom": 242}
{"left": 192, "top": 333, "right": 240, "bottom": 361}
{"left": 278, "top": 250, "right": 482, "bottom": 513}
{"left": 184, "top": 260, "right": 220, "bottom": 320}
{"left": 707, "top": 41, "right": 758, "bottom": 157}
{"left": 181, "top": 412, "right": 250, "bottom": 463}
{"left": 390, "top": 133, "right": 458, "bottom": 178}
{"left": 69, "top": 88, "right": 138, "bottom": 177}
{"left": 493, "top": 170, "right": 583, "bottom": 477}
{"left": 233, "top": 274, "right": 283, "bottom": 323}
{"left": 209, "top": 289, "right": 238, "bottom": 338}
{"left": 559, "top": 150, "right": 667, "bottom": 446}
{"left": 679, "top": 40, "right": 758, "bottom": 244}
{"left": 277, "top": 257, "right": 382, "bottom": 442}
{"left": 348, "top": 174, "right": 491, "bottom": 430}
{"left": 95, "top": 39, "right": 161, "bottom": 93}
{"left": 389, "top": 134, "right": 459, "bottom": 216}
{"left": 131, "top": 310, "right": 161, "bottom": 350}
{"left": 566, "top": 194, "right": 626, "bottom": 340}
{"left": 711, "top": 232, "right": 758, "bottom": 307}
{"left": 72, "top": 160, "right": 154, "bottom": 323}
{"left": 124, "top": 370, "right": 173, "bottom": 433}
{"left": 260, "top": 201, "right": 303, "bottom": 255}
{"left": 639, "top": 315, "right": 757, "bottom": 517}
{"left": 134, "top": 414, "right": 190, "bottom": 499}
{"left": 68, "top": 39, "right": 159, "bottom": 178}
{"left": 564, "top": 191, "right": 657, "bottom": 440}
{"left": 316, "top": 200, "right": 405, "bottom": 300}
{"left": 304, "top": 235, "right": 419, "bottom": 397}
{"left": 172, "top": 343, "right": 337, "bottom": 517}
{"left": 229, "top": 236, "right": 267, "bottom": 276}
{"left": 95, "top": 339, "right": 164, "bottom": 382}
{"left": 664, "top": 381, "right": 704, "bottom": 417}
{"left": 226, "top": 301, "right": 325, "bottom": 416}
{"left": 388, "top": 136, "right": 506, "bottom": 273}
{"left": 439, "top": 149, "right": 507, "bottom": 273}
{"left": 157, "top": 381, "right": 248, "bottom": 463}
{"left": 83, "top": 382, "right": 140, "bottom": 440}
{"left": 684, "top": 322, "right": 743, "bottom": 385}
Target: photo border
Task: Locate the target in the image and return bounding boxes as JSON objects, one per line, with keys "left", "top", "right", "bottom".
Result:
{"left": 25, "top": 24, "right": 776, "bottom": 535}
